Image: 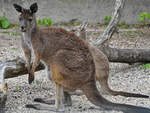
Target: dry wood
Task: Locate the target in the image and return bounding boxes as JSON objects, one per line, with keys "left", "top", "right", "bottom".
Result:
{"left": 94, "top": 0, "right": 125, "bottom": 46}
{"left": 0, "top": 57, "right": 44, "bottom": 80}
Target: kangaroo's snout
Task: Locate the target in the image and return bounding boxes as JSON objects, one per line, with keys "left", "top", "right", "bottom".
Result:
{"left": 21, "top": 26, "right": 27, "bottom": 32}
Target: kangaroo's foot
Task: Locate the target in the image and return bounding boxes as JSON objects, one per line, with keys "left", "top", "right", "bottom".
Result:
{"left": 34, "top": 91, "right": 72, "bottom": 106}
{"left": 25, "top": 104, "right": 65, "bottom": 112}
{"left": 34, "top": 98, "right": 55, "bottom": 105}
{"left": 34, "top": 97, "right": 72, "bottom": 107}
{"left": 64, "top": 91, "right": 72, "bottom": 106}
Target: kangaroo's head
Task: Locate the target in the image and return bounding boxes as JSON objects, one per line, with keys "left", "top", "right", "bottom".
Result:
{"left": 13, "top": 3, "right": 38, "bottom": 33}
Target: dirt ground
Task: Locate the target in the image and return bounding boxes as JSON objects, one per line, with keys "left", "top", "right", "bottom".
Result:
{"left": 0, "top": 25, "right": 150, "bottom": 113}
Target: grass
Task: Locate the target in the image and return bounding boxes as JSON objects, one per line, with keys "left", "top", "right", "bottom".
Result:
{"left": 120, "top": 30, "right": 144, "bottom": 38}
{"left": 11, "top": 48, "right": 17, "bottom": 50}
{"left": 0, "top": 31, "right": 21, "bottom": 36}
{"left": 9, "top": 24, "right": 19, "bottom": 28}
{"left": 11, "top": 32, "right": 21, "bottom": 36}
{"left": 118, "top": 22, "right": 130, "bottom": 29}
{"left": 1, "top": 31, "right": 9, "bottom": 34}
{"left": 15, "top": 86, "right": 20, "bottom": 92}
{"left": 35, "top": 79, "right": 40, "bottom": 85}
{"left": 139, "top": 64, "right": 150, "bottom": 72}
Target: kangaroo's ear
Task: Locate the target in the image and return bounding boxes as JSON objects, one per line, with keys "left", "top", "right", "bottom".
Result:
{"left": 30, "top": 3, "right": 38, "bottom": 14}
{"left": 13, "top": 4, "right": 23, "bottom": 13}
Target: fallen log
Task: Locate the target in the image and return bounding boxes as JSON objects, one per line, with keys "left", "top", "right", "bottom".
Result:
{"left": 100, "top": 46, "right": 150, "bottom": 64}
{"left": 1, "top": 57, "right": 45, "bottom": 79}
{"left": 1, "top": 46, "right": 150, "bottom": 81}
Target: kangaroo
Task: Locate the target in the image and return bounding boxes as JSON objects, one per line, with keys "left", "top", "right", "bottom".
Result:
{"left": 19, "top": 12, "right": 149, "bottom": 99}
{"left": 13, "top": 3, "right": 150, "bottom": 113}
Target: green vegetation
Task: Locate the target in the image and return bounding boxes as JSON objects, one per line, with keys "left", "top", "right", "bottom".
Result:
{"left": 139, "top": 64, "right": 150, "bottom": 71}
{"left": 1, "top": 31, "right": 9, "bottom": 34}
{"left": 35, "top": 79, "right": 40, "bottom": 85}
{"left": 122, "top": 30, "right": 144, "bottom": 38}
{"left": 11, "top": 32, "right": 21, "bottom": 36}
{"left": 0, "top": 14, "right": 10, "bottom": 29}
{"left": 0, "top": 31, "right": 21, "bottom": 37}
{"left": 139, "top": 12, "right": 150, "bottom": 25}
{"left": 11, "top": 48, "right": 17, "bottom": 50}
{"left": 118, "top": 22, "right": 130, "bottom": 28}
{"left": 0, "top": 13, "right": 18, "bottom": 29}
{"left": 37, "top": 18, "right": 52, "bottom": 26}
{"left": 15, "top": 86, "right": 20, "bottom": 92}
{"left": 104, "top": 16, "right": 112, "bottom": 25}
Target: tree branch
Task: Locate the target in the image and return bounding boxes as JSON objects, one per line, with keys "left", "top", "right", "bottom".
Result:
{"left": 93, "top": 0, "right": 125, "bottom": 46}
{"left": 0, "top": 57, "right": 45, "bottom": 81}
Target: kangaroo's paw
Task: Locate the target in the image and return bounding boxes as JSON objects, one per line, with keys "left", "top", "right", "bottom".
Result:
{"left": 28, "top": 74, "right": 34, "bottom": 84}
{"left": 26, "top": 104, "right": 41, "bottom": 110}
{"left": 34, "top": 98, "right": 55, "bottom": 105}
{"left": 34, "top": 98, "right": 72, "bottom": 107}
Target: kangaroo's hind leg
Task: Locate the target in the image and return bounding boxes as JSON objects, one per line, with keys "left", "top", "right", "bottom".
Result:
{"left": 25, "top": 83, "right": 66, "bottom": 112}
{"left": 26, "top": 63, "right": 67, "bottom": 111}
{"left": 34, "top": 91, "right": 72, "bottom": 106}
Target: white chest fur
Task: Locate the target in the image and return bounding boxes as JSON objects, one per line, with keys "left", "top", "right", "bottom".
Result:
{"left": 22, "top": 32, "right": 35, "bottom": 61}
{"left": 22, "top": 33, "right": 32, "bottom": 50}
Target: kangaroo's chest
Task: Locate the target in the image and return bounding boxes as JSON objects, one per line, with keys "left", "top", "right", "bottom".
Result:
{"left": 22, "top": 33, "right": 32, "bottom": 49}
{"left": 22, "top": 33, "right": 35, "bottom": 59}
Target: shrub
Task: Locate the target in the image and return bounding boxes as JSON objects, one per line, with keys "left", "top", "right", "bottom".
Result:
{"left": 37, "top": 18, "right": 52, "bottom": 26}
{"left": 0, "top": 14, "right": 10, "bottom": 29}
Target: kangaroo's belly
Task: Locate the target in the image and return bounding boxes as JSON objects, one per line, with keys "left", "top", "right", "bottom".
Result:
{"left": 50, "top": 62, "right": 82, "bottom": 89}
{"left": 49, "top": 49, "right": 95, "bottom": 89}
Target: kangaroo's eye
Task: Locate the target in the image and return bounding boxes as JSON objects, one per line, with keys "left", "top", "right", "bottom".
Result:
{"left": 28, "top": 18, "right": 32, "bottom": 22}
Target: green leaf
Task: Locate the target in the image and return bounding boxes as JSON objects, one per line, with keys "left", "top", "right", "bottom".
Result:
{"left": 1, "top": 18, "right": 10, "bottom": 29}
{"left": 139, "top": 64, "right": 150, "bottom": 71}
{"left": 37, "top": 19, "right": 42, "bottom": 26}
{"left": 143, "top": 12, "right": 148, "bottom": 16}
{"left": 104, "top": 16, "right": 112, "bottom": 25}
{"left": 42, "top": 18, "right": 47, "bottom": 25}
{"left": 46, "top": 18, "right": 52, "bottom": 26}
{"left": 146, "top": 14, "right": 150, "bottom": 19}
{"left": 139, "top": 16, "right": 144, "bottom": 22}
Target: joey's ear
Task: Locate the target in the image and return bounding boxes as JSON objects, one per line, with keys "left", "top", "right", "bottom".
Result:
{"left": 13, "top": 4, "right": 23, "bottom": 13}
{"left": 30, "top": 3, "right": 38, "bottom": 13}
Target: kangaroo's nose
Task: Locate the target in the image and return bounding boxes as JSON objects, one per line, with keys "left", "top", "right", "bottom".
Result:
{"left": 21, "top": 26, "right": 24, "bottom": 29}
{"left": 21, "top": 26, "right": 26, "bottom": 32}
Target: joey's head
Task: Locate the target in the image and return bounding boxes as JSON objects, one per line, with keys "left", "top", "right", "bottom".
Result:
{"left": 13, "top": 3, "right": 38, "bottom": 33}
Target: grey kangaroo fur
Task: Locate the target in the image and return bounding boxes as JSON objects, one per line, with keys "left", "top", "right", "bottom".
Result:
{"left": 13, "top": 3, "right": 150, "bottom": 113}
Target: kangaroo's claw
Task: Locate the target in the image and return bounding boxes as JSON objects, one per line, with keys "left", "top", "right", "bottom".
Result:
{"left": 26, "top": 104, "right": 41, "bottom": 110}
{"left": 28, "top": 73, "right": 34, "bottom": 84}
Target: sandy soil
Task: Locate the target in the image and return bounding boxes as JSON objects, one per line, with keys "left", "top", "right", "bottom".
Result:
{"left": 0, "top": 25, "right": 150, "bottom": 113}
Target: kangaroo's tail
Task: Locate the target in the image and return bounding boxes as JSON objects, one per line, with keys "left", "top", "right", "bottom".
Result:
{"left": 81, "top": 82, "right": 150, "bottom": 113}
{"left": 98, "top": 76, "right": 149, "bottom": 98}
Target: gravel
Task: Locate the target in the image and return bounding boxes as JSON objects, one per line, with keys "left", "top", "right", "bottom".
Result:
{"left": 0, "top": 26, "right": 150, "bottom": 113}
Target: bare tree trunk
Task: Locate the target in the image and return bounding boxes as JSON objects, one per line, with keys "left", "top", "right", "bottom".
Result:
{"left": 94, "top": 0, "right": 125, "bottom": 46}
{"left": 100, "top": 46, "right": 150, "bottom": 63}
